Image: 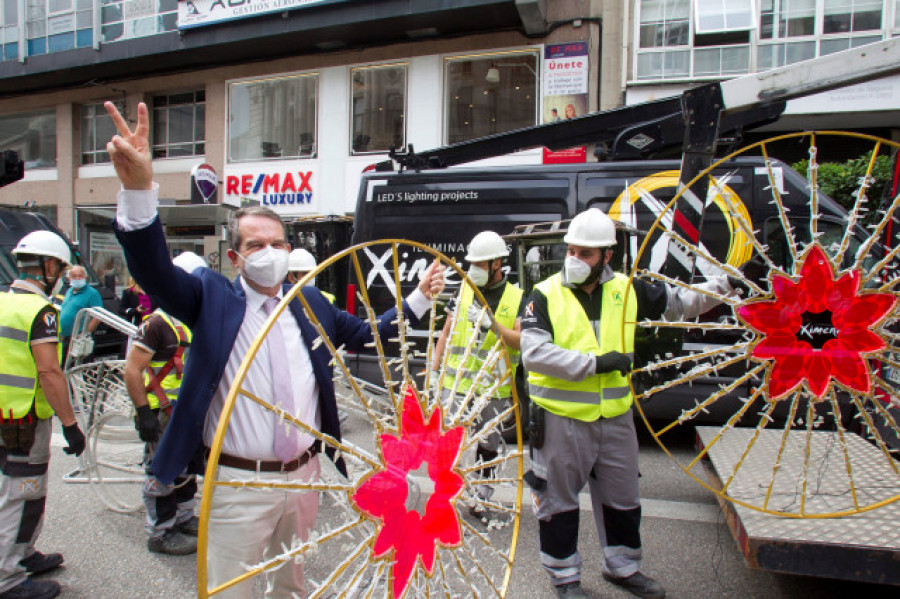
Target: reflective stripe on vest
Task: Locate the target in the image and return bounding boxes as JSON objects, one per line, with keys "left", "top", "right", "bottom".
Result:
{"left": 528, "top": 272, "right": 637, "bottom": 421}
{"left": 443, "top": 281, "right": 522, "bottom": 398}
{"left": 143, "top": 311, "right": 192, "bottom": 410}
{"left": 0, "top": 292, "right": 58, "bottom": 420}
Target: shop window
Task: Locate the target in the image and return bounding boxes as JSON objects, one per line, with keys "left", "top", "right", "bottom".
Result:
{"left": 100, "top": 0, "right": 178, "bottom": 44}
{"left": 350, "top": 64, "right": 406, "bottom": 154}
{"left": 152, "top": 90, "right": 206, "bottom": 159}
{"left": 444, "top": 51, "right": 538, "bottom": 145}
{"left": 228, "top": 73, "right": 318, "bottom": 162}
{"left": 25, "top": 0, "right": 93, "bottom": 57}
{"left": 0, "top": 110, "right": 57, "bottom": 168}
{"left": 81, "top": 102, "right": 121, "bottom": 165}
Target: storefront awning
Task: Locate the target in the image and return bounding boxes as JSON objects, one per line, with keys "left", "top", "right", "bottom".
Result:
{"left": 76, "top": 203, "right": 235, "bottom": 227}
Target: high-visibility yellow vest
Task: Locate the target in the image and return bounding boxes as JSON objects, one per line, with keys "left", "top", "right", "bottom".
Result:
{"left": 0, "top": 292, "right": 59, "bottom": 420}
{"left": 444, "top": 281, "right": 522, "bottom": 398}
{"left": 143, "top": 311, "right": 192, "bottom": 410}
{"left": 528, "top": 273, "right": 636, "bottom": 421}
{"left": 322, "top": 290, "right": 336, "bottom": 304}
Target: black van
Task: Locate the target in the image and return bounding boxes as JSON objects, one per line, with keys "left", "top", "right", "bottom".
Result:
{"left": 350, "top": 156, "right": 870, "bottom": 423}
{"left": 0, "top": 207, "right": 125, "bottom": 357}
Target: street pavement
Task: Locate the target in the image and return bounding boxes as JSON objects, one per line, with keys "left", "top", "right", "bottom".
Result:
{"left": 34, "top": 426, "right": 897, "bottom": 598}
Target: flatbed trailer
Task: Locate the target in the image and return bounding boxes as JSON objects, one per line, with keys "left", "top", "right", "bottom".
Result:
{"left": 696, "top": 426, "right": 900, "bottom": 585}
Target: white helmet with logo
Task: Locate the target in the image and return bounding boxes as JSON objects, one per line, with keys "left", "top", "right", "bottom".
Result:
{"left": 464, "top": 231, "right": 509, "bottom": 262}
{"left": 172, "top": 251, "right": 208, "bottom": 274}
{"left": 12, "top": 230, "right": 72, "bottom": 265}
{"left": 563, "top": 208, "right": 617, "bottom": 248}
{"left": 288, "top": 248, "right": 317, "bottom": 273}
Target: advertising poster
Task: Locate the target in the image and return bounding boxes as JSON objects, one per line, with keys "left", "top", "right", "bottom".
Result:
{"left": 542, "top": 41, "right": 589, "bottom": 164}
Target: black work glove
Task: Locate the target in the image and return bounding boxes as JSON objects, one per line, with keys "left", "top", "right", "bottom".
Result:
{"left": 728, "top": 257, "right": 767, "bottom": 297}
{"left": 135, "top": 405, "right": 161, "bottom": 443}
{"left": 62, "top": 423, "right": 86, "bottom": 456}
{"left": 595, "top": 351, "right": 632, "bottom": 376}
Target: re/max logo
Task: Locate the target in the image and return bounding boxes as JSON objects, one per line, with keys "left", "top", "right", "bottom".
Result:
{"left": 225, "top": 172, "right": 313, "bottom": 195}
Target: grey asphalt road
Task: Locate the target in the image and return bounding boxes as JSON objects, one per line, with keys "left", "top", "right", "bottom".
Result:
{"left": 34, "top": 425, "right": 896, "bottom": 598}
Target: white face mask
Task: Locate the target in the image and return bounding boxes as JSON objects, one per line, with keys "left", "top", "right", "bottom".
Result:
{"left": 563, "top": 256, "right": 592, "bottom": 285}
{"left": 467, "top": 264, "right": 489, "bottom": 287}
{"left": 70, "top": 279, "right": 87, "bottom": 290}
{"left": 238, "top": 246, "right": 290, "bottom": 288}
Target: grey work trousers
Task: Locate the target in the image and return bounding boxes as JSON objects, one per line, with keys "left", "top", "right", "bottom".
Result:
{"left": 142, "top": 409, "right": 197, "bottom": 540}
{"left": 530, "top": 408, "right": 642, "bottom": 584}
{"left": 0, "top": 418, "right": 52, "bottom": 593}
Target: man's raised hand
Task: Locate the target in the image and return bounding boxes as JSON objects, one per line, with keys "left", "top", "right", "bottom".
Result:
{"left": 104, "top": 101, "right": 153, "bottom": 191}
{"left": 418, "top": 260, "right": 446, "bottom": 300}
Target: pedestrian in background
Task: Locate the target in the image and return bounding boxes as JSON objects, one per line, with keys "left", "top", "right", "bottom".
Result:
{"left": 0, "top": 231, "right": 86, "bottom": 599}
{"left": 119, "top": 278, "right": 154, "bottom": 326}
{"left": 58, "top": 265, "right": 101, "bottom": 363}
{"left": 124, "top": 252, "right": 207, "bottom": 557}
{"left": 521, "top": 208, "right": 741, "bottom": 599}
{"left": 104, "top": 100, "right": 445, "bottom": 598}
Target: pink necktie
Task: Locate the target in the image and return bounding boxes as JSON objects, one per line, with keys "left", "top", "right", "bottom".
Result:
{"left": 263, "top": 297, "right": 299, "bottom": 462}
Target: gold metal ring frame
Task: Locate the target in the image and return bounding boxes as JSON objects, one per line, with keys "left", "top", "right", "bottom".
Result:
{"left": 627, "top": 131, "right": 900, "bottom": 518}
{"left": 198, "top": 240, "right": 523, "bottom": 597}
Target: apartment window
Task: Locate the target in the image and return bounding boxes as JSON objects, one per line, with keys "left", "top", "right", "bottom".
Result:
{"left": 101, "top": 0, "right": 178, "bottom": 43}
{"left": 2, "top": 0, "right": 18, "bottom": 60}
{"left": 81, "top": 102, "right": 121, "bottom": 165}
{"left": 445, "top": 51, "right": 539, "bottom": 145}
{"left": 26, "top": 0, "right": 93, "bottom": 56}
{"left": 637, "top": 0, "right": 691, "bottom": 79}
{"left": 0, "top": 110, "right": 57, "bottom": 168}
{"left": 823, "top": 0, "right": 882, "bottom": 34}
{"left": 350, "top": 64, "right": 406, "bottom": 154}
{"left": 228, "top": 74, "right": 318, "bottom": 162}
{"left": 152, "top": 90, "right": 205, "bottom": 159}
{"left": 694, "top": 0, "right": 755, "bottom": 33}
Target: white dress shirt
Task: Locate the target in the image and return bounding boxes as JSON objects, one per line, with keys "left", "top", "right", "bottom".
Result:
{"left": 116, "top": 185, "right": 431, "bottom": 460}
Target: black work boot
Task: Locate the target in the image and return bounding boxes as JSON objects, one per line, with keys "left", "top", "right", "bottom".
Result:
{"left": 554, "top": 581, "right": 587, "bottom": 598}
{"left": 603, "top": 571, "right": 665, "bottom": 599}
{"left": 147, "top": 530, "right": 198, "bottom": 555}
{"left": 175, "top": 515, "right": 200, "bottom": 537}
{"left": 0, "top": 579, "right": 61, "bottom": 599}
{"left": 19, "top": 552, "right": 64, "bottom": 575}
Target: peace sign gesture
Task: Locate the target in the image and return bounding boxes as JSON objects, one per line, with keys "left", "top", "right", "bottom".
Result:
{"left": 104, "top": 101, "right": 153, "bottom": 191}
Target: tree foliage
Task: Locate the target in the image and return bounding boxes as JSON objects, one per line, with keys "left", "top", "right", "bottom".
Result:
{"left": 792, "top": 150, "right": 894, "bottom": 213}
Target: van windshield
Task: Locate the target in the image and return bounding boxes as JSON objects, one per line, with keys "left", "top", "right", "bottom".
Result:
{"left": 0, "top": 251, "right": 14, "bottom": 286}
{"left": 765, "top": 217, "right": 880, "bottom": 275}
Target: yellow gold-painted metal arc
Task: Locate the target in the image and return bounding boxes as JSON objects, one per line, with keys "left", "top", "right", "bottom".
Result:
{"left": 198, "top": 238, "right": 524, "bottom": 598}
{"left": 624, "top": 130, "right": 900, "bottom": 519}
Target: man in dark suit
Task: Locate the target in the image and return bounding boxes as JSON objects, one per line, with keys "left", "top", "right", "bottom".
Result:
{"left": 104, "top": 101, "right": 444, "bottom": 597}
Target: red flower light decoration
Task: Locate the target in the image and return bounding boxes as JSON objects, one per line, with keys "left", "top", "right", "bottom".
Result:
{"left": 352, "top": 385, "right": 465, "bottom": 598}
{"left": 737, "top": 245, "right": 896, "bottom": 401}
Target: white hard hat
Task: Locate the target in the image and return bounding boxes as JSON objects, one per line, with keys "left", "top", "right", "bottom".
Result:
{"left": 172, "top": 251, "right": 207, "bottom": 274}
{"left": 563, "top": 208, "right": 617, "bottom": 248}
{"left": 288, "top": 248, "right": 317, "bottom": 272}
{"left": 12, "top": 230, "right": 72, "bottom": 265}
{"left": 465, "top": 231, "right": 509, "bottom": 262}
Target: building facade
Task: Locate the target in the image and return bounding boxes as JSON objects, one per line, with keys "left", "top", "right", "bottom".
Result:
{"left": 0, "top": 0, "right": 897, "bottom": 286}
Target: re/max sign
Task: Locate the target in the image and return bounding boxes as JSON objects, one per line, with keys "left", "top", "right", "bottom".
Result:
{"left": 225, "top": 172, "right": 313, "bottom": 195}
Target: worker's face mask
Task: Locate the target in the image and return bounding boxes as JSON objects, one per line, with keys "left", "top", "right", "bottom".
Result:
{"left": 562, "top": 256, "right": 592, "bottom": 285}
{"left": 237, "top": 246, "right": 290, "bottom": 288}
{"left": 467, "top": 264, "right": 490, "bottom": 288}
{"left": 69, "top": 279, "right": 86, "bottom": 290}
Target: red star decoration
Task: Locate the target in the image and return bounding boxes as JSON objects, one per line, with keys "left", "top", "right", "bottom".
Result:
{"left": 737, "top": 245, "right": 896, "bottom": 400}
{"left": 351, "top": 385, "right": 465, "bottom": 598}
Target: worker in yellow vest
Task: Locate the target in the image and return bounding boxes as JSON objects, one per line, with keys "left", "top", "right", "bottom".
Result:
{"left": 287, "top": 248, "right": 335, "bottom": 304}
{"left": 0, "top": 231, "right": 86, "bottom": 599}
{"left": 431, "top": 231, "right": 524, "bottom": 524}
{"left": 521, "top": 208, "right": 739, "bottom": 599}
{"left": 124, "top": 252, "right": 206, "bottom": 556}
